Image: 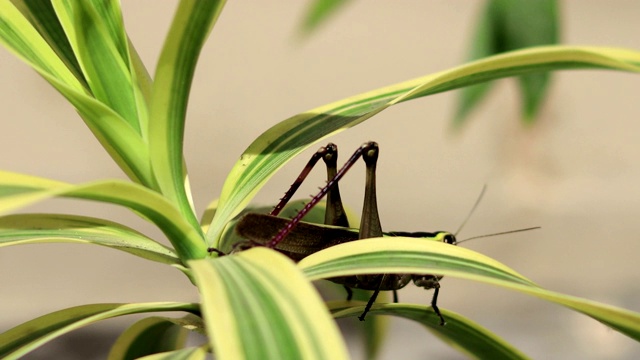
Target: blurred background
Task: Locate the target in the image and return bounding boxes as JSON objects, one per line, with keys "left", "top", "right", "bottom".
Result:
{"left": 1, "top": 1, "right": 639, "bottom": 359}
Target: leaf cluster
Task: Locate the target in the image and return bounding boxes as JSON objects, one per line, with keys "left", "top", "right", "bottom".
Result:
{"left": 1, "top": 1, "right": 640, "bottom": 359}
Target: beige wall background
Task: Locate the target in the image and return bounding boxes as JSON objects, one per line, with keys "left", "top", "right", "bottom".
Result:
{"left": 1, "top": 1, "right": 639, "bottom": 359}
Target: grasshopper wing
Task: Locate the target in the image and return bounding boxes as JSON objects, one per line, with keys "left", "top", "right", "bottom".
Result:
{"left": 235, "top": 213, "right": 359, "bottom": 260}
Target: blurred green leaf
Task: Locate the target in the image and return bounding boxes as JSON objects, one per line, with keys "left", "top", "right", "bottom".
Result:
{"left": 455, "top": 0, "right": 559, "bottom": 125}
{"left": 297, "top": 0, "right": 352, "bottom": 38}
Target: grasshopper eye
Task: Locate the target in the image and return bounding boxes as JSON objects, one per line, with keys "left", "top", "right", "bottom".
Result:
{"left": 443, "top": 234, "right": 456, "bottom": 245}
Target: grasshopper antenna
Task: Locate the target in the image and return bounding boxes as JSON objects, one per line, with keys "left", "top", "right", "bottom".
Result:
{"left": 454, "top": 184, "right": 487, "bottom": 237}
{"left": 454, "top": 185, "right": 540, "bottom": 244}
{"left": 457, "top": 226, "right": 541, "bottom": 245}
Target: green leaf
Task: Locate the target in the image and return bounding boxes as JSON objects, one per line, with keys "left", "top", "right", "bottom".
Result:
{"left": 136, "top": 347, "right": 209, "bottom": 360}
{"left": 14, "top": 0, "right": 153, "bottom": 141}
{"left": 298, "top": 237, "right": 640, "bottom": 341}
{"left": 52, "top": 0, "right": 141, "bottom": 132}
{"left": 86, "top": 0, "right": 153, "bottom": 141}
{"left": 301, "top": 237, "right": 535, "bottom": 286}
{"left": 189, "top": 248, "right": 350, "bottom": 360}
{"left": 0, "top": 171, "right": 206, "bottom": 261}
{"left": 206, "top": 46, "right": 640, "bottom": 245}
{"left": 297, "top": 0, "right": 352, "bottom": 39}
{"left": 9, "top": 0, "right": 87, "bottom": 86}
{"left": 149, "top": 0, "right": 226, "bottom": 230}
{"left": 0, "top": 302, "right": 199, "bottom": 360}
{"left": 108, "top": 315, "right": 204, "bottom": 360}
{"left": 0, "top": 1, "right": 154, "bottom": 185}
{"left": 0, "top": 213, "right": 180, "bottom": 266}
{"left": 0, "top": 1, "right": 85, "bottom": 90}
{"left": 456, "top": 0, "right": 559, "bottom": 124}
{"left": 330, "top": 303, "right": 530, "bottom": 359}
{"left": 453, "top": 2, "right": 497, "bottom": 125}
{"left": 127, "top": 40, "right": 153, "bottom": 142}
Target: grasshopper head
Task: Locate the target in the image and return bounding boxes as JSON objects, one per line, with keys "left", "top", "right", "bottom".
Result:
{"left": 432, "top": 231, "right": 457, "bottom": 245}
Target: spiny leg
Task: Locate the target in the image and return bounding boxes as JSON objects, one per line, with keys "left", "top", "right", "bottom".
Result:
{"left": 271, "top": 144, "right": 335, "bottom": 216}
{"left": 270, "top": 143, "right": 349, "bottom": 226}
{"left": 267, "top": 142, "right": 379, "bottom": 249}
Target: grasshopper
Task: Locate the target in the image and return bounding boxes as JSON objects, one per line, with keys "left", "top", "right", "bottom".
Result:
{"left": 226, "top": 142, "right": 537, "bottom": 325}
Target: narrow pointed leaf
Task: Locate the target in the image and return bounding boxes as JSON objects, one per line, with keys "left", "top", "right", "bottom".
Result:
{"left": 70, "top": 0, "right": 152, "bottom": 141}
{"left": 0, "top": 302, "right": 199, "bottom": 360}
{"left": 298, "top": 238, "right": 640, "bottom": 341}
{"left": 453, "top": 1, "right": 498, "bottom": 124}
{"left": 9, "top": 0, "right": 86, "bottom": 85}
{"left": 301, "top": 237, "right": 535, "bottom": 286}
{"left": 0, "top": 171, "right": 206, "bottom": 260}
{"left": 496, "top": 0, "right": 559, "bottom": 122}
{"left": 127, "top": 40, "right": 153, "bottom": 141}
{"left": 52, "top": 0, "right": 140, "bottom": 131}
{"left": 207, "top": 46, "right": 640, "bottom": 245}
{"left": 456, "top": 0, "right": 559, "bottom": 125}
{"left": 149, "top": 0, "right": 226, "bottom": 230}
{"left": 0, "top": 214, "right": 179, "bottom": 265}
{"left": 190, "top": 248, "right": 349, "bottom": 360}
{"left": 330, "top": 302, "right": 530, "bottom": 359}
{"left": 0, "top": 1, "right": 84, "bottom": 89}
